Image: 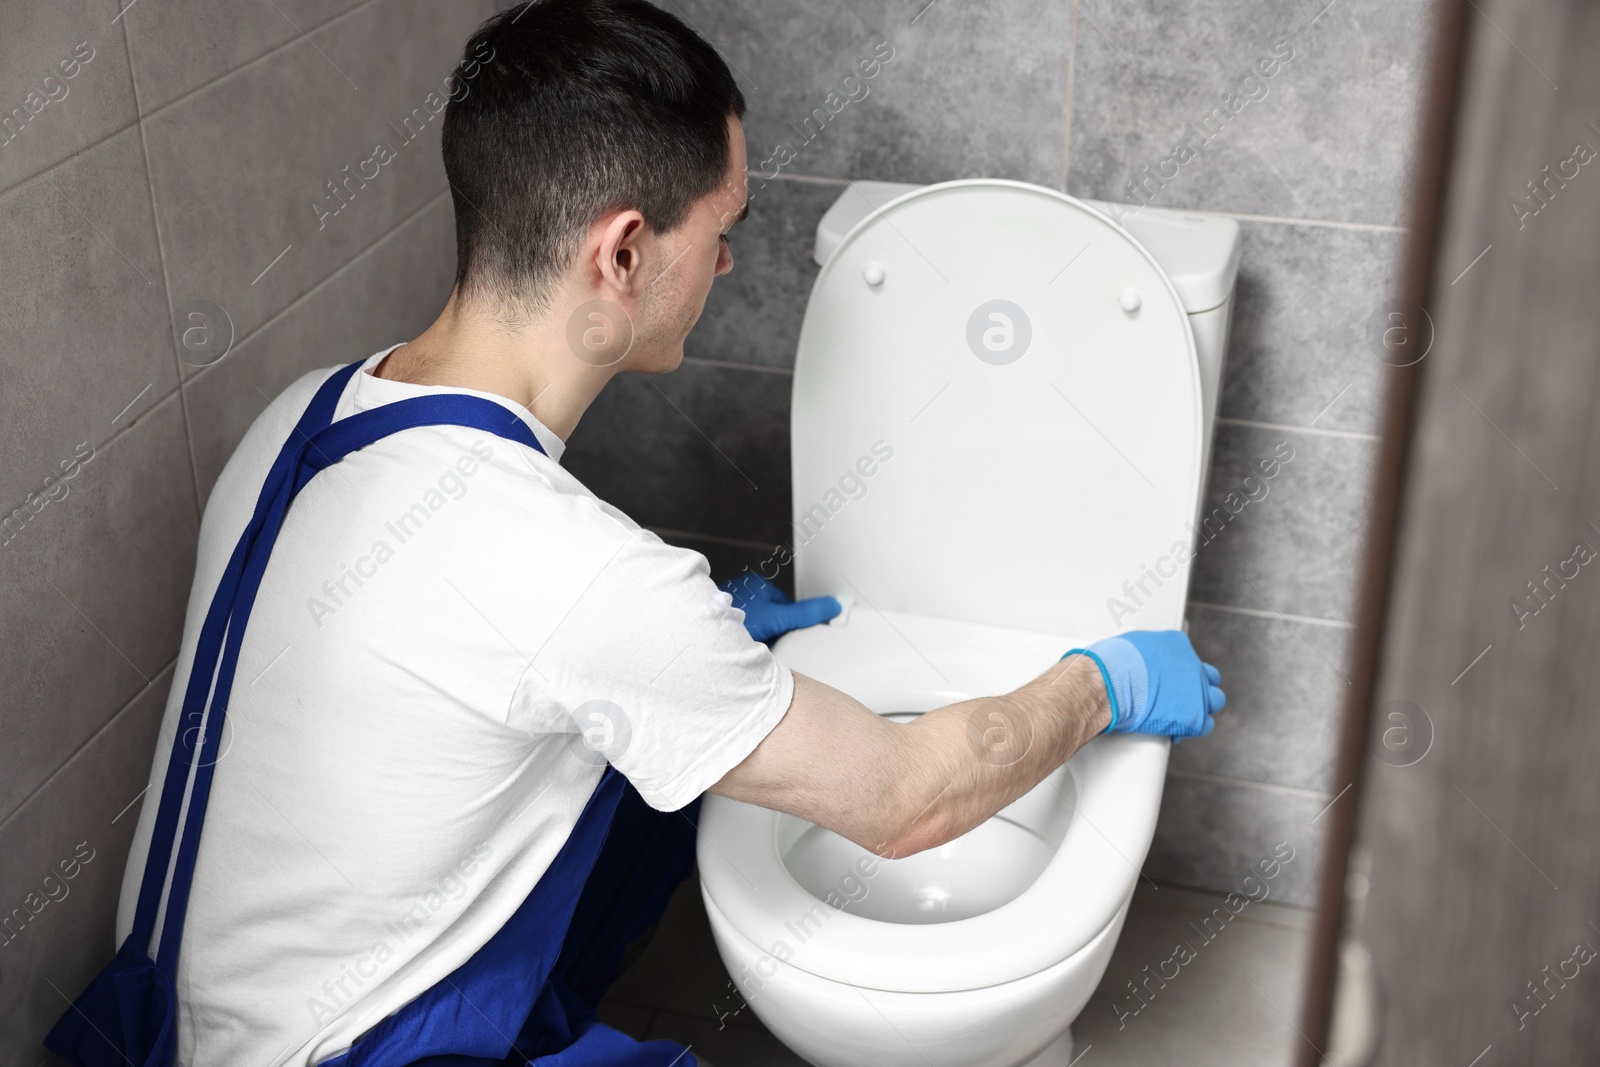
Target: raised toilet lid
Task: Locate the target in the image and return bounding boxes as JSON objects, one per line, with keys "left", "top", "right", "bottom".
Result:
{"left": 790, "top": 179, "right": 1203, "bottom": 637}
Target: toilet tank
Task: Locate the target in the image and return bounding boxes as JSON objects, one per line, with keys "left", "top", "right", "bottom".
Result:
{"left": 792, "top": 179, "right": 1242, "bottom": 638}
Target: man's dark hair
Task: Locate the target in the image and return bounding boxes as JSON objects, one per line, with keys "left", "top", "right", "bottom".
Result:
{"left": 442, "top": 0, "right": 746, "bottom": 320}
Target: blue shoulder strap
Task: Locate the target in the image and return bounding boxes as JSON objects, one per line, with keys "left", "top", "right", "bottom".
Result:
{"left": 129, "top": 361, "right": 548, "bottom": 975}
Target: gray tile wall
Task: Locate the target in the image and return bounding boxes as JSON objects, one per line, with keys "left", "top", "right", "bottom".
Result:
{"left": 0, "top": 7, "right": 1434, "bottom": 1056}
{"left": 567, "top": 0, "right": 1436, "bottom": 907}
{"left": 0, "top": 2, "right": 490, "bottom": 1062}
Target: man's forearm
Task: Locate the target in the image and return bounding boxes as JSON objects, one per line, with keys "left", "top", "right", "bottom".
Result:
{"left": 715, "top": 633, "right": 1217, "bottom": 858}
{"left": 875, "top": 655, "right": 1110, "bottom": 858}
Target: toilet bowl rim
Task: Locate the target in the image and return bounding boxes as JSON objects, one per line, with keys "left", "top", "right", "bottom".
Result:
{"left": 702, "top": 883, "right": 1135, "bottom": 999}
{"left": 696, "top": 732, "right": 1168, "bottom": 993}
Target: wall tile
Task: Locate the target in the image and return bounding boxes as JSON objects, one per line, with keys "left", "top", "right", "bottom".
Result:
{"left": 1221, "top": 219, "right": 1403, "bottom": 435}
{"left": 1066, "top": 0, "right": 1433, "bottom": 226}
{"left": 0, "top": 126, "right": 173, "bottom": 512}
{"left": 1177, "top": 603, "right": 1349, "bottom": 792}
{"left": 0, "top": 396, "right": 195, "bottom": 823}
{"left": 564, "top": 362, "right": 792, "bottom": 546}
{"left": 182, "top": 194, "right": 456, "bottom": 504}
{"left": 141, "top": 0, "right": 490, "bottom": 352}
{"left": 1187, "top": 420, "right": 1377, "bottom": 623}
{"left": 674, "top": 0, "right": 1073, "bottom": 187}
{"left": 0, "top": 0, "right": 136, "bottom": 194}
{"left": 122, "top": 0, "right": 371, "bottom": 113}
{"left": 1145, "top": 772, "right": 1327, "bottom": 907}
{"left": 0, "top": 666, "right": 171, "bottom": 1067}
{"left": 688, "top": 177, "right": 843, "bottom": 370}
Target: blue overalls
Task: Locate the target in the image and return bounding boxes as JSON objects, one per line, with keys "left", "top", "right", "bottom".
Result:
{"left": 47, "top": 360, "right": 699, "bottom": 1067}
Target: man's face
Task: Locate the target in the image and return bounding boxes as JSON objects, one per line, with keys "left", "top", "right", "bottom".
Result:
{"left": 624, "top": 114, "right": 748, "bottom": 373}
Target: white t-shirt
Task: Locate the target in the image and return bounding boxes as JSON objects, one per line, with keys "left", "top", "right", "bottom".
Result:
{"left": 115, "top": 346, "right": 794, "bottom": 1066}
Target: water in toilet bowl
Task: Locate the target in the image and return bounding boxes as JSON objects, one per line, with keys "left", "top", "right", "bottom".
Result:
{"left": 779, "top": 713, "right": 1080, "bottom": 925}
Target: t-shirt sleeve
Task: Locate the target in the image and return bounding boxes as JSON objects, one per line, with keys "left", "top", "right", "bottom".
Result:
{"left": 507, "top": 518, "right": 794, "bottom": 812}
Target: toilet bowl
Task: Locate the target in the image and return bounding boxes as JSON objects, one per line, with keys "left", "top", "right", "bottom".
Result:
{"left": 698, "top": 179, "right": 1241, "bottom": 1066}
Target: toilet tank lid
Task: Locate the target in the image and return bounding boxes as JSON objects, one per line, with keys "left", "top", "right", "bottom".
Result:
{"left": 812, "top": 180, "right": 1242, "bottom": 314}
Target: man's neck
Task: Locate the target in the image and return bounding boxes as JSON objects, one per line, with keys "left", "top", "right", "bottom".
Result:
{"left": 374, "top": 290, "right": 614, "bottom": 442}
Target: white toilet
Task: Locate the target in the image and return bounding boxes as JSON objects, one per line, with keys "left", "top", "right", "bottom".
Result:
{"left": 697, "top": 179, "right": 1241, "bottom": 1067}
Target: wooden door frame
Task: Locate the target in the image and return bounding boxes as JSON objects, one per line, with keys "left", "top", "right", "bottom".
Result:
{"left": 1296, "top": 0, "right": 1470, "bottom": 1059}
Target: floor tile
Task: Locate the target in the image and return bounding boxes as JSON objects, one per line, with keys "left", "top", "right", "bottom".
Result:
{"left": 647, "top": 1010, "right": 813, "bottom": 1067}
{"left": 609, "top": 872, "right": 1314, "bottom": 1066}
{"left": 596, "top": 997, "right": 657, "bottom": 1040}
{"left": 605, "top": 871, "right": 739, "bottom": 1027}
{"left": 1074, "top": 882, "right": 1313, "bottom": 1066}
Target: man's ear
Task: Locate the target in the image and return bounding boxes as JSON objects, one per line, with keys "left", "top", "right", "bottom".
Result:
{"left": 595, "top": 210, "right": 647, "bottom": 295}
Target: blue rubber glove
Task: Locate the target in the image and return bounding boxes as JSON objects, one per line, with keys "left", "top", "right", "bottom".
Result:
{"left": 1062, "top": 630, "right": 1225, "bottom": 740}
{"left": 718, "top": 573, "right": 841, "bottom": 645}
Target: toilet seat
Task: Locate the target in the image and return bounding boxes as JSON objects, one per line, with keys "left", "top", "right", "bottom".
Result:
{"left": 696, "top": 609, "right": 1169, "bottom": 994}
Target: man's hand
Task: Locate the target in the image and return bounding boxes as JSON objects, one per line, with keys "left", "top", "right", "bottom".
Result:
{"left": 1065, "top": 630, "right": 1225, "bottom": 740}
{"left": 718, "top": 572, "right": 840, "bottom": 644}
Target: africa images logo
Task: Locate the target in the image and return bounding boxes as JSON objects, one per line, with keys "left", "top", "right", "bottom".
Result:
{"left": 966, "top": 299, "right": 1032, "bottom": 365}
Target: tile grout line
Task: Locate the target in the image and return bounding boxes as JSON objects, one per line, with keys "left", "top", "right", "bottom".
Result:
{"left": 184, "top": 186, "right": 453, "bottom": 391}
{"left": 1216, "top": 415, "right": 1379, "bottom": 441}
{"left": 0, "top": 388, "right": 186, "bottom": 523}
{"left": 1224, "top": 208, "right": 1405, "bottom": 234}
{"left": 0, "top": 658, "right": 178, "bottom": 834}
{"left": 1134, "top": 889, "right": 1317, "bottom": 932}
{"left": 11, "top": 159, "right": 1401, "bottom": 243}
{"left": 0, "top": 0, "right": 389, "bottom": 203}
{"left": 120, "top": 4, "right": 204, "bottom": 526}
{"left": 1188, "top": 598, "right": 1355, "bottom": 630}
{"left": 746, "top": 170, "right": 847, "bottom": 187}
{"left": 0, "top": 190, "right": 450, "bottom": 524}
{"left": 1165, "top": 767, "right": 1333, "bottom": 802}
{"left": 762, "top": 171, "right": 1407, "bottom": 234}
{"left": 4, "top": 15, "right": 451, "bottom": 521}
{"left": 0, "top": 120, "right": 133, "bottom": 205}
{"left": 130, "top": 0, "right": 389, "bottom": 126}
{"left": 680, "top": 354, "right": 793, "bottom": 376}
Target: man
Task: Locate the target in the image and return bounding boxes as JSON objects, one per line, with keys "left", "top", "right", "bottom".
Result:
{"left": 105, "top": 2, "right": 1223, "bottom": 1065}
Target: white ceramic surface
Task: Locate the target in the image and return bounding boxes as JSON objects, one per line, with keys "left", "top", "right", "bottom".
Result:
{"left": 697, "top": 179, "right": 1241, "bottom": 1067}
{"left": 790, "top": 179, "right": 1210, "bottom": 637}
